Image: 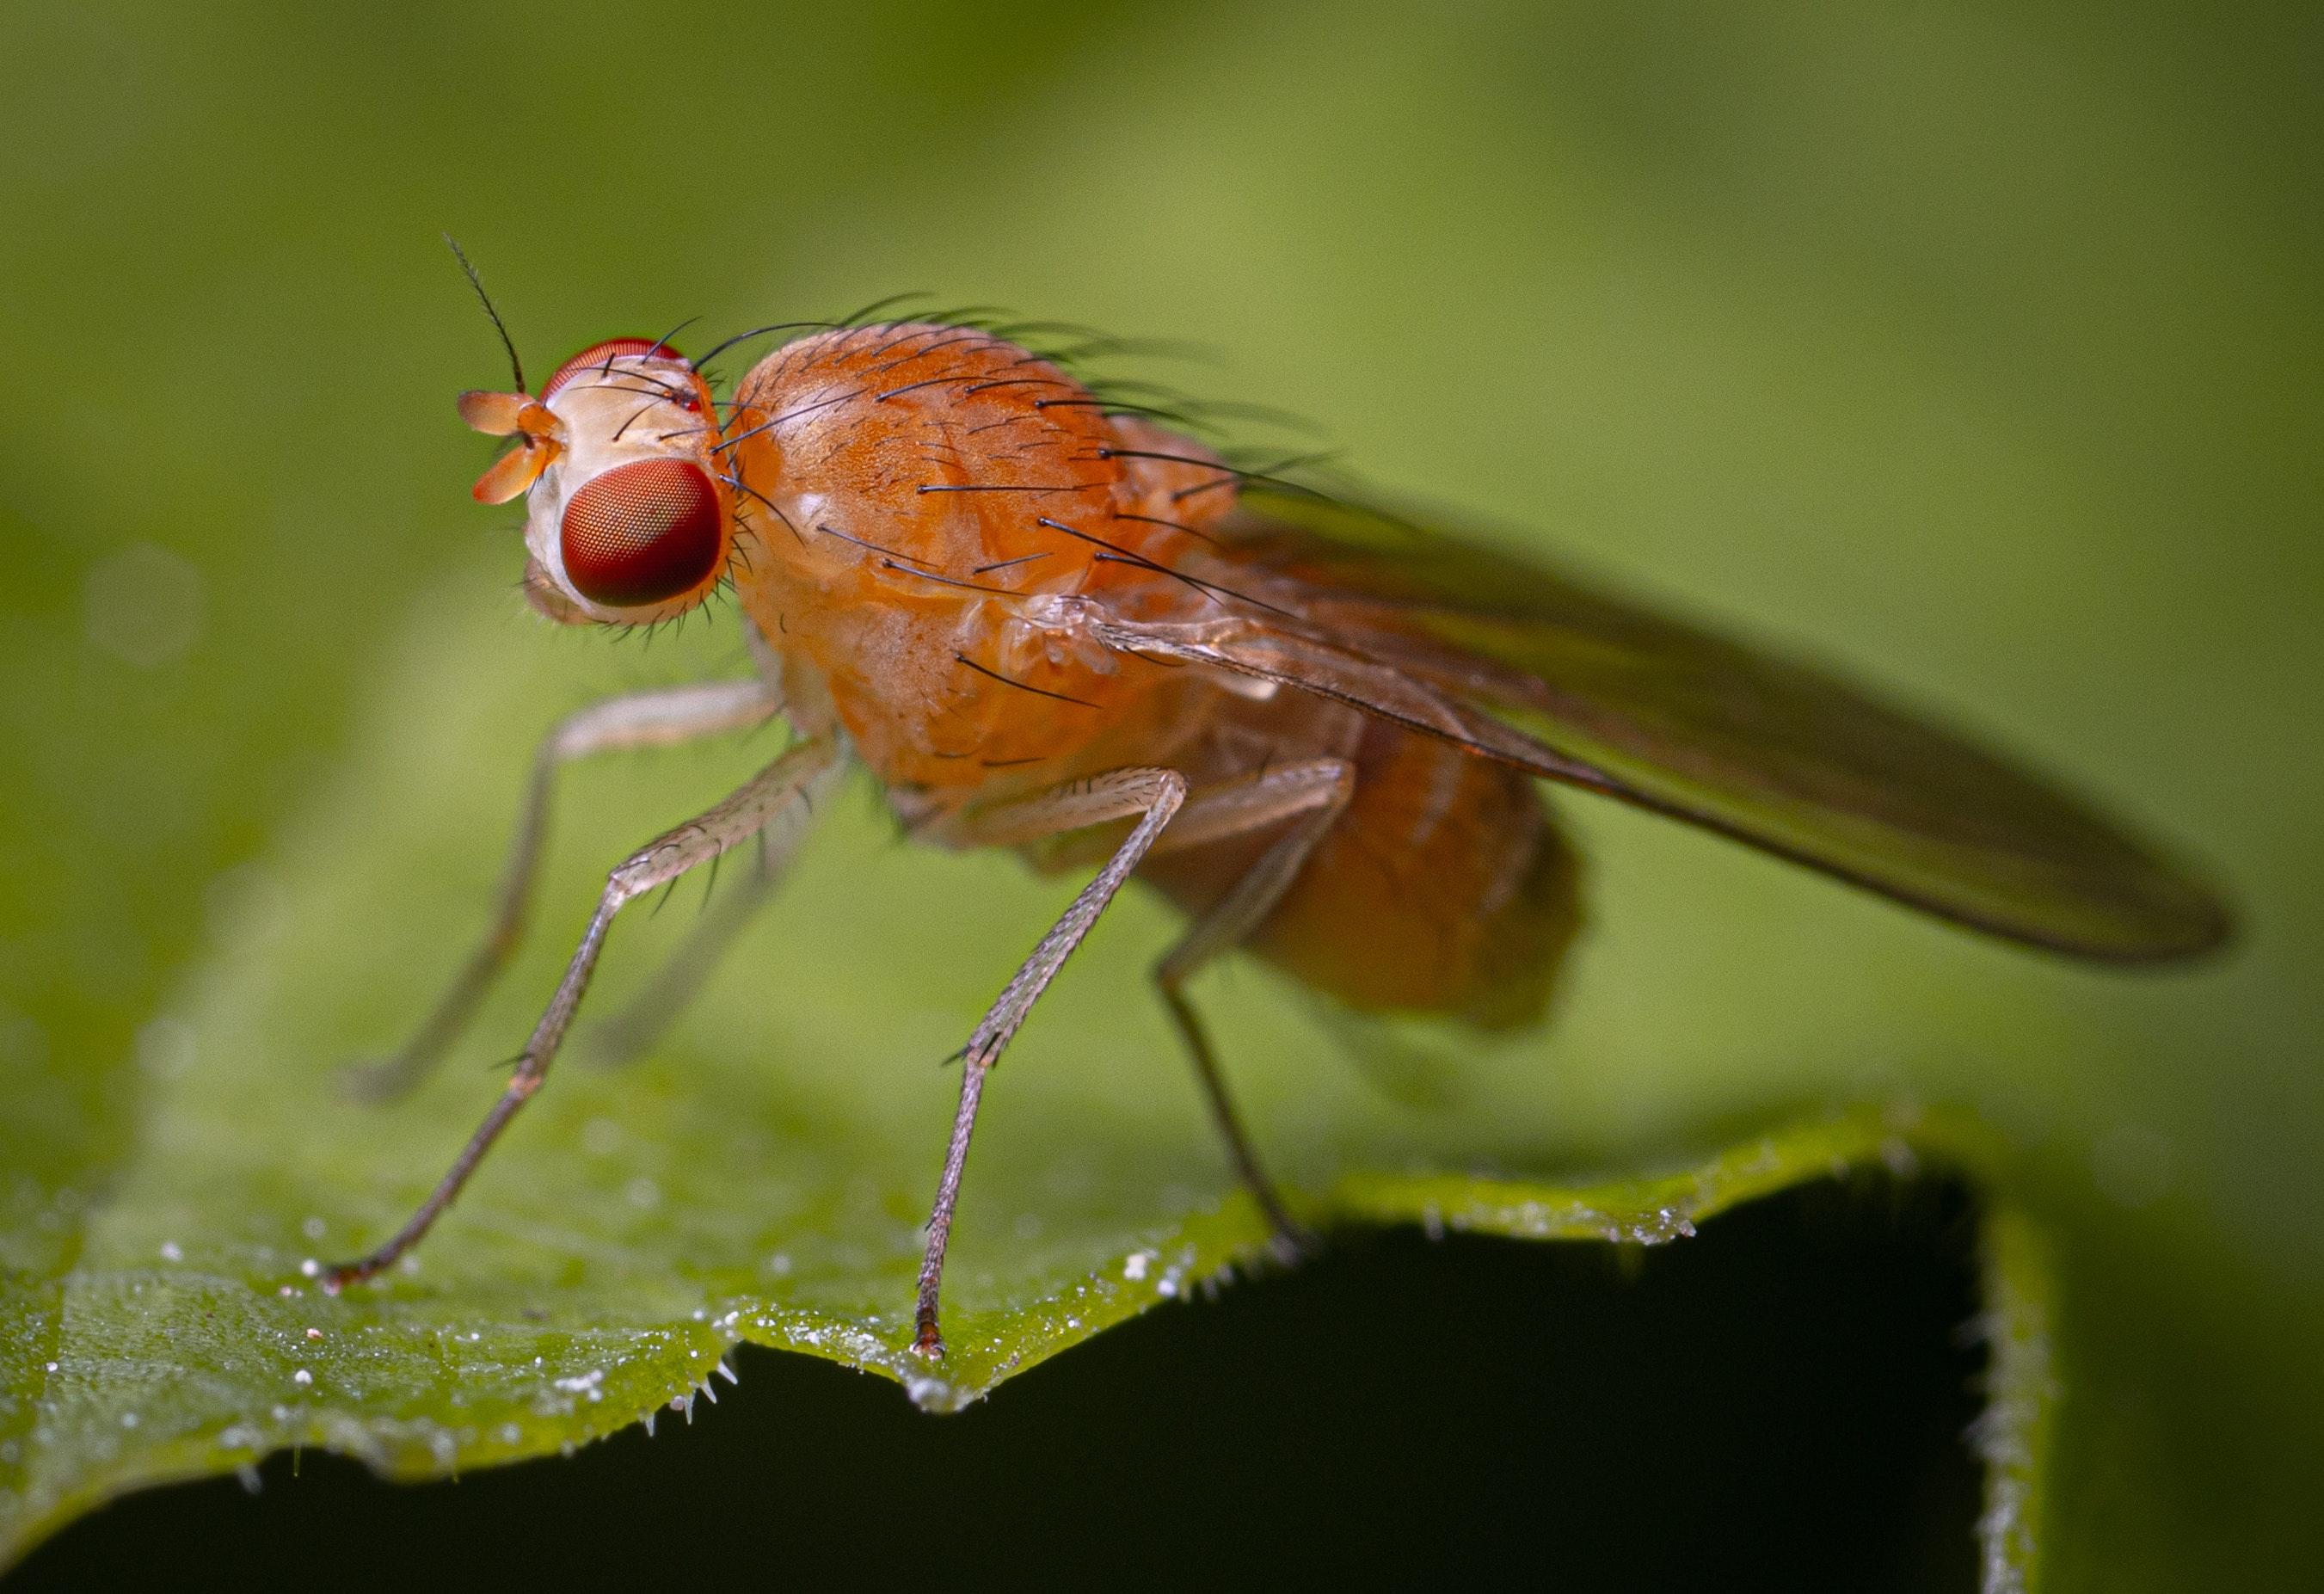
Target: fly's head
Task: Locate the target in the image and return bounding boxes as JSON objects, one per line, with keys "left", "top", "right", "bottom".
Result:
{"left": 459, "top": 338, "right": 733, "bottom": 625}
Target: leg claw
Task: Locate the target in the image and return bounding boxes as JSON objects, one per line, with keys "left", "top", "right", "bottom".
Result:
{"left": 1264, "top": 1217, "right": 1320, "bottom": 1266}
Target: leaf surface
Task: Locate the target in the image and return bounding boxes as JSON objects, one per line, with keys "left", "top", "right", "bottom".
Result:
{"left": 1, "top": 596, "right": 2052, "bottom": 1581}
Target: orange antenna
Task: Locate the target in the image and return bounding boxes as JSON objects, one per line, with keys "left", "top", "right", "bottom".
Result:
{"left": 443, "top": 233, "right": 525, "bottom": 394}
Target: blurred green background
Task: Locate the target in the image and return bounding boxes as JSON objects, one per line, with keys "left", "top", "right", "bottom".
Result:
{"left": 1, "top": 1, "right": 2317, "bottom": 1587}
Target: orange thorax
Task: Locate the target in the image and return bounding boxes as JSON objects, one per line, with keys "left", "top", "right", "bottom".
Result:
{"left": 723, "top": 324, "right": 1233, "bottom": 797}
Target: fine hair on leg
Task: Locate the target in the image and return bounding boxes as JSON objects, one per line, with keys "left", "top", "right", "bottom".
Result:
{"left": 911, "top": 766, "right": 1189, "bottom": 1357}
{"left": 586, "top": 748, "right": 838, "bottom": 1067}
{"left": 907, "top": 758, "right": 1354, "bottom": 1356}
{"left": 347, "top": 678, "right": 779, "bottom": 1102}
{"left": 1147, "top": 759, "right": 1354, "bottom": 1255}
{"left": 324, "top": 733, "right": 839, "bottom": 1289}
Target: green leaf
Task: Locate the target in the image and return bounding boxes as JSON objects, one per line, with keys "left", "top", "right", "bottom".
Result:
{"left": 5, "top": 3, "right": 2319, "bottom": 1586}
{"left": 0, "top": 589, "right": 2069, "bottom": 1576}
{"left": 1970, "top": 1204, "right": 2058, "bottom": 1594}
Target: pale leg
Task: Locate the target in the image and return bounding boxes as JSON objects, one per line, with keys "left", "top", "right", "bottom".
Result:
{"left": 995, "top": 760, "right": 1356, "bottom": 1250}
{"left": 912, "top": 767, "right": 1189, "bottom": 1356}
{"left": 586, "top": 749, "right": 839, "bottom": 1067}
{"left": 348, "top": 679, "right": 779, "bottom": 1101}
{"left": 325, "top": 733, "right": 840, "bottom": 1289}
{"left": 907, "top": 759, "right": 1353, "bottom": 1356}
{"left": 1150, "top": 760, "right": 1354, "bottom": 1254}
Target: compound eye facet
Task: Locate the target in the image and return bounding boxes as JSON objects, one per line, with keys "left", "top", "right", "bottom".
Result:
{"left": 540, "top": 337, "right": 689, "bottom": 402}
{"left": 559, "top": 459, "right": 723, "bottom": 606}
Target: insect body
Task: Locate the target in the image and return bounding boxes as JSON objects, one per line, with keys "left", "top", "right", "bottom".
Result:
{"left": 329, "top": 309, "right": 2228, "bottom": 1357}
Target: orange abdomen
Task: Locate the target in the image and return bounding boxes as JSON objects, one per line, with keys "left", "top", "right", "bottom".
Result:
{"left": 1145, "top": 712, "right": 1583, "bottom": 1030}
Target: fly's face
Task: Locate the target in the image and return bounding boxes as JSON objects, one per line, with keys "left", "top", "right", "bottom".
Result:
{"left": 459, "top": 338, "right": 735, "bottom": 625}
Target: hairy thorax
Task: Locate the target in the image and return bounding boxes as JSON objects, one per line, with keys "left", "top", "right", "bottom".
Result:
{"left": 722, "top": 323, "right": 1241, "bottom": 800}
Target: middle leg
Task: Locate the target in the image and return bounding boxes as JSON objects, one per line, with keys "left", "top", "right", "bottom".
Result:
{"left": 911, "top": 766, "right": 1190, "bottom": 1356}
{"left": 910, "top": 759, "right": 1353, "bottom": 1352}
{"left": 1009, "top": 758, "right": 1356, "bottom": 1250}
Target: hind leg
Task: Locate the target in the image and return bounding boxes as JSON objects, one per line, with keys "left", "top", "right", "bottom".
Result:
{"left": 1147, "top": 760, "right": 1355, "bottom": 1253}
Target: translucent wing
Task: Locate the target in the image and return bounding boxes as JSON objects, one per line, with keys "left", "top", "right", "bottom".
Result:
{"left": 1091, "top": 484, "right": 2227, "bottom": 962}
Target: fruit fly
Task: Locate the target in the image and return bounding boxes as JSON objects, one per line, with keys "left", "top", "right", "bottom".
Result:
{"left": 325, "top": 262, "right": 2229, "bottom": 1357}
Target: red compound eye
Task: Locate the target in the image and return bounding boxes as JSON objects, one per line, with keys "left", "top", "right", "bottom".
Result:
{"left": 559, "top": 459, "right": 723, "bottom": 606}
{"left": 541, "top": 337, "right": 688, "bottom": 401}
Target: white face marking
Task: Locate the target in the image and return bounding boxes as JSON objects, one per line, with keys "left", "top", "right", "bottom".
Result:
{"left": 524, "top": 354, "right": 710, "bottom": 619}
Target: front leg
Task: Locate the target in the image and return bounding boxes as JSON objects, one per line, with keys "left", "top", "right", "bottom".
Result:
{"left": 587, "top": 745, "right": 840, "bottom": 1068}
{"left": 325, "top": 732, "right": 841, "bottom": 1289}
{"left": 349, "top": 678, "right": 780, "bottom": 1101}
